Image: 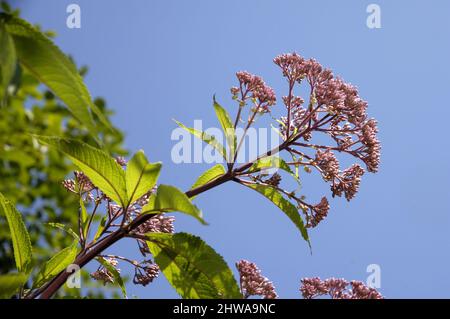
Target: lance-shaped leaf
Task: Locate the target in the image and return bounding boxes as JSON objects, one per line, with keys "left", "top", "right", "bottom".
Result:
{"left": 243, "top": 183, "right": 309, "bottom": 244}
{"left": 142, "top": 185, "right": 206, "bottom": 225}
{"left": 213, "top": 97, "right": 236, "bottom": 161}
{"left": 33, "top": 239, "right": 78, "bottom": 288}
{"left": 147, "top": 232, "right": 242, "bottom": 299}
{"left": 249, "top": 156, "right": 300, "bottom": 185}
{"left": 36, "top": 136, "right": 128, "bottom": 207}
{"left": 96, "top": 257, "right": 127, "bottom": 298}
{"left": 189, "top": 164, "right": 226, "bottom": 200}
{"left": 0, "top": 192, "right": 32, "bottom": 273}
{"left": 2, "top": 13, "right": 111, "bottom": 139}
{"left": 174, "top": 120, "right": 227, "bottom": 159}
{"left": 93, "top": 215, "right": 108, "bottom": 242}
{"left": 126, "top": 150, "right": 161, "bottom": 206}
{"left": 46, "top": 222, "right": 79, "bottom": 240}
{"left": 79, "top": 197, "right": 89, "bottom": 239}
{"left": 0, "top": 273, "right": 28, "bottom": 299}
{"left": 0, "top": 21, "right": 16, "bottom": 103}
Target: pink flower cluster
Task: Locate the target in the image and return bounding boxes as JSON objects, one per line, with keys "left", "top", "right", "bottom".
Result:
{"left": 135, "top": 213, "right": 175, "bottom": 256}
{"left": 135, "top": 214, "right": 175, "bottom": 235}
{"left": 308, "top": 197, "right": 330, "bottom": 228}
{"left": 314, "top": 151, "right": 365, "bottom": 201}
{"left": 133, "top": 262, "right": 160, "bottom": 286}
{"left": 90, "top": 257, "right": 119, "bottom": 285}
{"left": 231, "top": 71, "right": 276, "bottom": 112}
{"left": 230, "top": 54, "right": 379, "bottom": 230}
{"left": 272, "top": 53, "right": 379, "bottom": 227}
{"left": 300, "top": 277, "right": 383, "bottom": 299}
{"left": 236, "top": 260, "right": 278, "bottom": 299}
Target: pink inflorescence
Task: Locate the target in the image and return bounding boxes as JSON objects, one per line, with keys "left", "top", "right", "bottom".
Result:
{"left": 232, "top": 71, "right": 276, "bottom": 112}
{"left": 135, "top": 214, "right": 175, "bottom": 256}
{"left": 236, "top": 260, "right": 278, "bottom": 299}
{"left": 300, "top": 277, "right": 383, "bottom": 299}
{"left": 308, "top": 197, "right": 330, "bottom": 228}
{"left": 90, "top": 257, "right": 120, "bottom": 285}
{"left": 252, "top": 52, "right": 380, "bottom": 228}
{"left": 136, "top": 214, "right": 175, "bottom": 235}
{"left": 274, "top": 52, "right": 380, "bottom": 170}
{"left": 133, "top": 263, "right": 160, "bottom": 287}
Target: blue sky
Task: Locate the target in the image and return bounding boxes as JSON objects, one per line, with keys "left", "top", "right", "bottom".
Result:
{"left": 16, "top": 0, "right": 450, "bottom": 298}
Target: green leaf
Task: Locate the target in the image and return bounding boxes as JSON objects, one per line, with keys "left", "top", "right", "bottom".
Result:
{"left": 79, "top": 197, "right": 88, "bottom": 239}
{"left": 93, "top": 215, "right": 107, "bottom": 242}
{"left": 249, "top": 156, "right": 300, "bottom": 185}
{"left": 126, "top": 150, "right": 161, "bottom": 206}
{"left": 244, "top": 183, "right": 309, "bottom": 244}
{"left": 213, "top": 97, "right": 236, "bottom": 161}
{"left": 0, "top": 192, "right": 32, "bottom": 273}
{"left": 36, "top": 136, "right": 128, "bottom": 206}
{"left": 189, "top": 164, "right": 226, "bottom": 200}
{"left": 2, "top": 14, "right": 111, "bottom": 139}
{"left": 46, "top": 222, "right": 79, "bottom": 240}
{"left": 96, "top": 257, "right": 127, "bottom": 298}
{"left": 0, "top": 20, "right": 16, "bottom": 103}
{"left": 0, "top": 273, "right": 28, "bottom": 299}
{"left": 147, "top": 233, "right": 241, "bottom": 299}
{"left": 34, "top": 240, "right": 78, "bottom": 288}
{"left": 143, "top": 185, "right": 206, "bottom": 225}
{"left": 174, "top": 119, "right": 227, "bottom": 159}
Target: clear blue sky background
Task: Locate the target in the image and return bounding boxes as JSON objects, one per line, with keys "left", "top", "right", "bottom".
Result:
{"left": 15, "top": 0, "right": 450, "bottom": 298}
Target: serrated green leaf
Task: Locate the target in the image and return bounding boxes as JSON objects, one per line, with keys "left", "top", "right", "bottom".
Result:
{"left": 0, "top": 20, "right": 16, "bottom": 103}
{"left": 2, "top": 13, "right": 111, "bottom": 139}
{"left": 147, "top": 232, "right": 241, "bottom": 299}
{"left": 34, "top": 240, "right": 78, "bottom": 288}
{"left": 213, "top": 97, "right": 236, "bottom": 162}
{"left": 0, "top": 192, "right": 32, "bottom": 273}
{"left": 126, "top": 150, "right": 161, "bottom": 206}
{"left": 189, "top": 164, "right": 226, "bottom": 200}
{"left": 36, "top": 136, "right": 127, "bottom": 207}
{"left": 96, "top": 257, "right": 127, "bottom": 298}
{"left": 142, "top": 185, "right": 206, "bottom": 225}
{"left": 174, "top": 119, "right": 227, "bottom": 159}
{"left": 244, "top": 183, "right": 309, "bottom": 244}
{"left": 0, "top": 273, "right": 28, "bottom": 299}
{"left": 46, "top": 222, "right": 79, "bottom": 240}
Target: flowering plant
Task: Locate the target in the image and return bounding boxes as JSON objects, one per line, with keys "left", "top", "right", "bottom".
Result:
{"left": 0, "top": 12, "right": 381, "bottom": 299}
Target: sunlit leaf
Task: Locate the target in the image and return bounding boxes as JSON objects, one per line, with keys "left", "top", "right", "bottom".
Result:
{"left": 213, "top": 97, "right": 236, "bottom": 161}
{"left": 0, "top": 192, "right": 32, "bottom": 273}
{"left": 34, "top": 240, "right": 78, "bottom": 288}
{"left": 189, "top": 164, "right": 226, "bottom": 199}
{"left": 2, "top": 13, "right": 111, "bottom": 139}
{"left": 174, "top": 119, "right": 227, "bottom": 159}
{"left": 249, "top": 156, "right": 300, "bottom": 184}
{"left": 93, "top": 215, "right": 107, "bottom": 242}
{"left": 142, "top": 185, "right": 206, "bottom": 225}
{"left": 126, "top": 150, "right": 161, "bottom": 207}
{"left": 46, "top": 222, "right": 79, "bottom": 240}
{"left": 147, "top": 232, "right": 241, "bottom": 299}
{"left": 79, "top": 197, "right": 88, "bottom": 239}
{"left": 36, "top": 136, "right": 127, "bottom": 207}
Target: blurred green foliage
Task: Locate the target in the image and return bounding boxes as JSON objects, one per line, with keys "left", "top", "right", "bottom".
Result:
{"left": 0, "top": 1, "right": 127, "bottom": 297}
